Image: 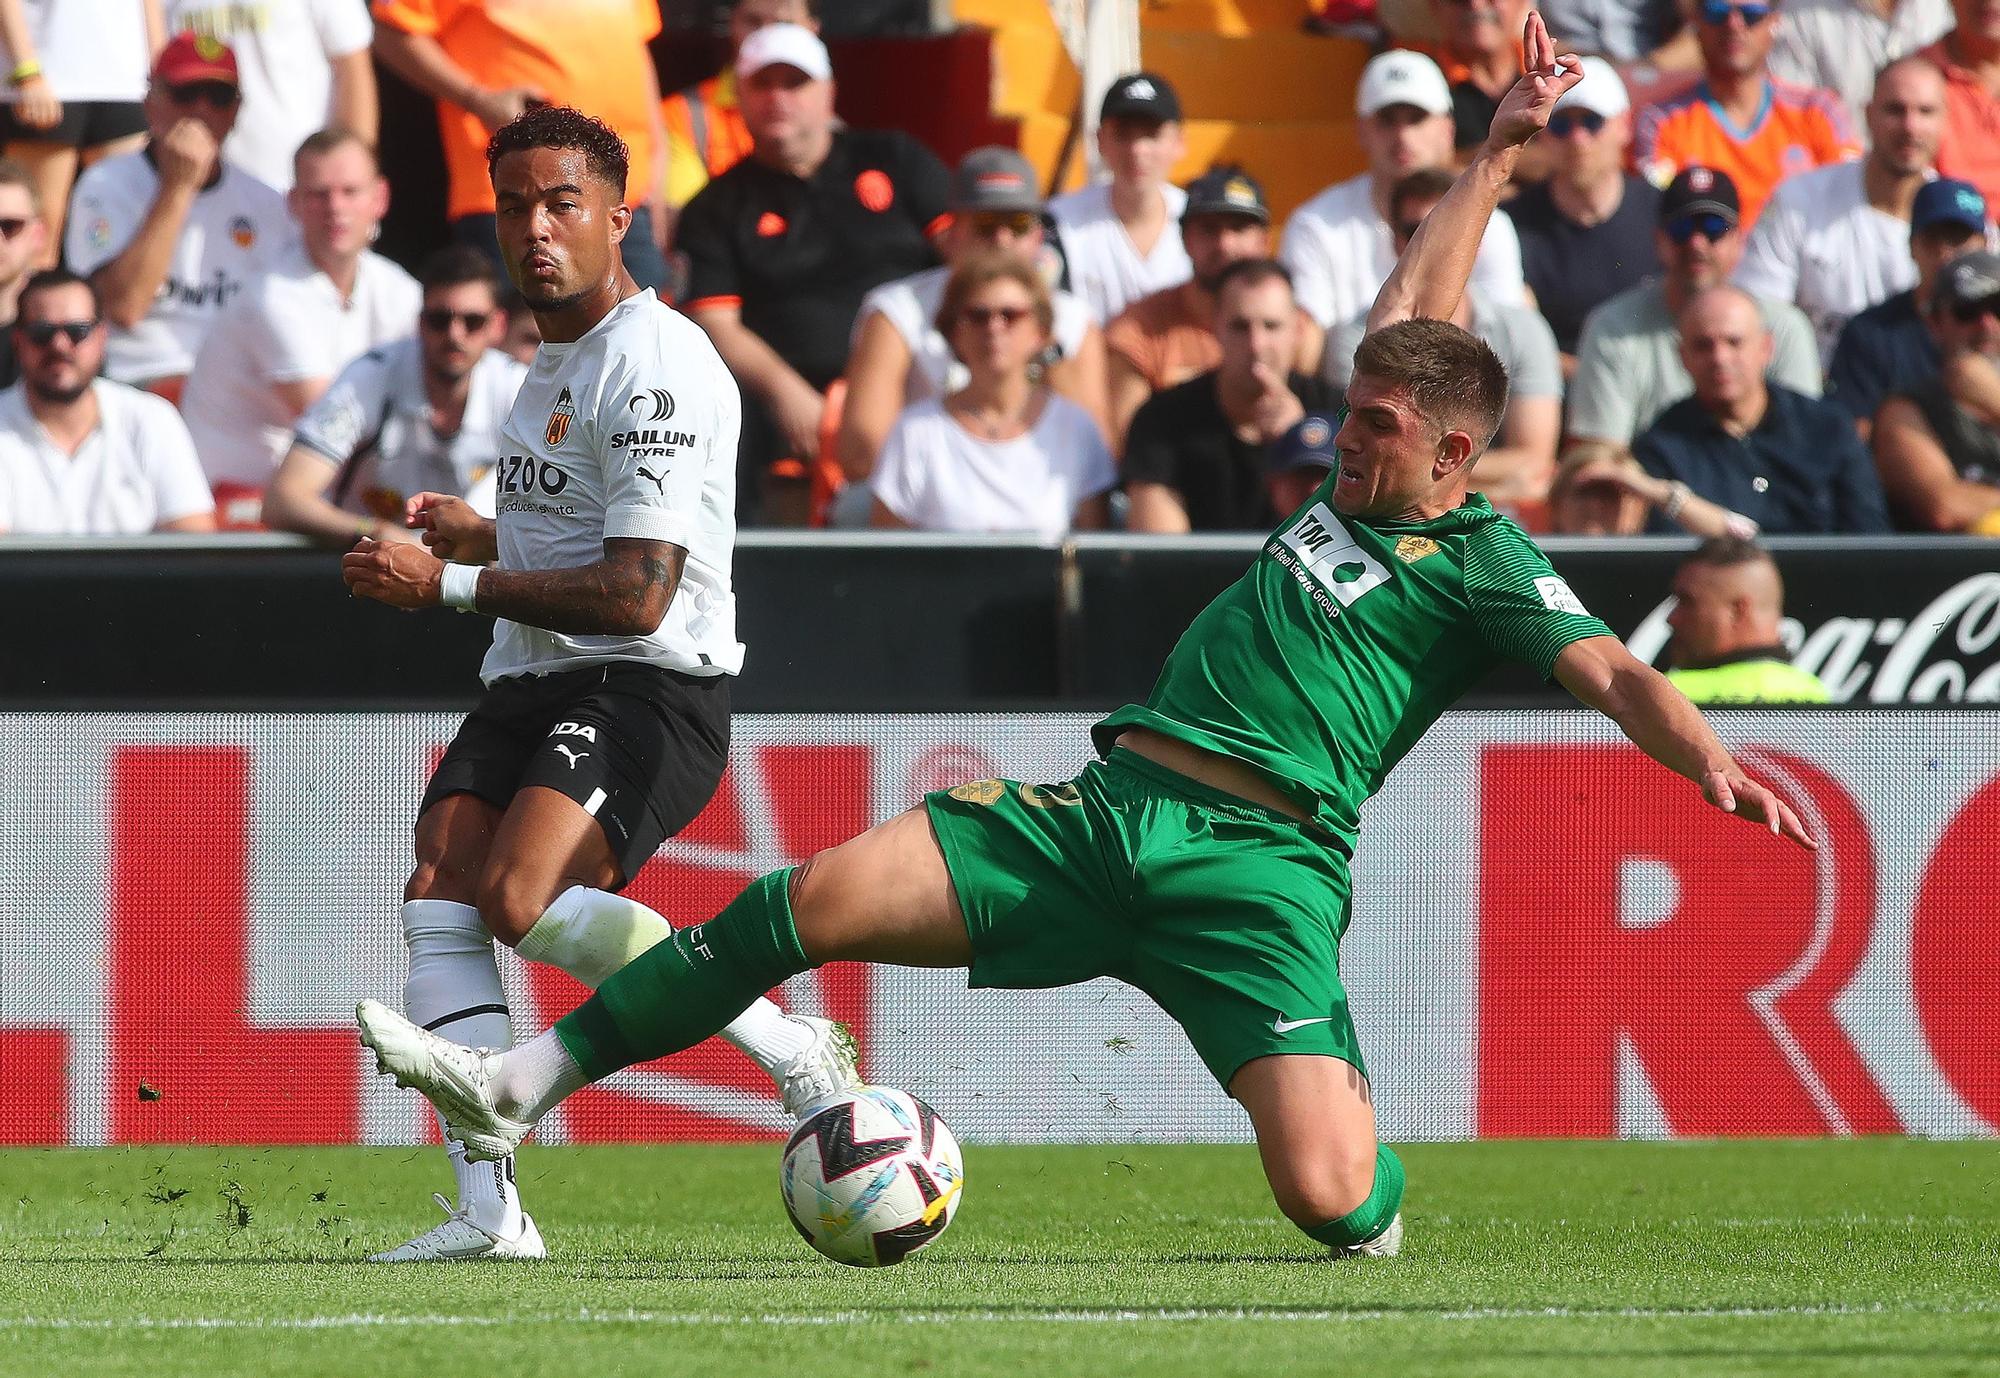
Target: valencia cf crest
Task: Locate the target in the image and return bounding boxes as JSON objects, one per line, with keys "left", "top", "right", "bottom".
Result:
{"left": 545, "top": 387, "right": 576, "bottom": 447}
{"left": 229, "top": 215, "right": 255, "bottom": 249}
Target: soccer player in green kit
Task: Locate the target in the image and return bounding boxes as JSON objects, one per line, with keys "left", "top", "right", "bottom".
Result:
{"left": 356, "top": 15, "right": 1815, "bottom": 1259}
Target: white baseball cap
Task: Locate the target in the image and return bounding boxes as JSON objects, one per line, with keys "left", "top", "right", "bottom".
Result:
{"left": 1555, "top": 56, "right": 1630, "bottom": 120}
{"left": 737, "top": 22, "right": 832, "bottom": 82}
{"left": 1355, "top": 51, "right": 1453, "bottom": 119}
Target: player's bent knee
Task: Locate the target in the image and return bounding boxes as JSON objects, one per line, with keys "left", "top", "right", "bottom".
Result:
{"left": 474, "top": 866, "right": 561, "bottom": 948}
{"left": 1269, "top": 1137, "right": 1393, "bottom": 1227}
{"left": 1288, "top": 1145, "right": 1405, "bottom": 1248}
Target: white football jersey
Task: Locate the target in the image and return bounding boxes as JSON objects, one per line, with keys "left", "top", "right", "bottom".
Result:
{"left": 483, "top": 289, "right": 743, "bottom": 684}
{"left": 1048, "top": 182, "right": 1193, "bottom": 324}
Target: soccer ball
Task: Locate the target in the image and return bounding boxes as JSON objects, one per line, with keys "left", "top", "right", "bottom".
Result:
{"left": 779, "top": 1087, "right": 964, "bottom": 1267}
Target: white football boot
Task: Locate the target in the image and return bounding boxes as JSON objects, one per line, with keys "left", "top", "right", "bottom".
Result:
{"left": 1328, "top": 1212, "right": 1404, "bottom": 1259}
{"left": 367, "top": 1193, "right": 546, "bottom": 1263}
{"left": 774, "top": 1015, "right": 863, "bottom": 1119}
{"left": 357, "top": 998, "right": 531, "bottom": 1161}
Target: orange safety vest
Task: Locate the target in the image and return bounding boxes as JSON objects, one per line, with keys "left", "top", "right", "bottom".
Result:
{"left": 661, "top": 72, "right": 755, "bottom": 206}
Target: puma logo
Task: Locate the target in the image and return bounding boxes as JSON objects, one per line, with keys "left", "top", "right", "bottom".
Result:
{"left": 553, "top": 744, "right": 589, "bottom": 769}
{"left": 637, "top": 465, "right": 667, "bottom": 493}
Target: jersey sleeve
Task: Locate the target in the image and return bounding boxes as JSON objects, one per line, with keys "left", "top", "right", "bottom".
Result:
{"left": 293, "top": 348, "right": 393, "bottom": 463}
{"left": 676, "top": 185, "right": 739, "bottom": 312}
{"left": 64, "top": 166, "right": 135, "bottom": 278}
{"left": 1464, "top": 522, "right": 1616, "bottom": 678}
{"left": 592, "top": 336, "right": 738, "bottom": 549}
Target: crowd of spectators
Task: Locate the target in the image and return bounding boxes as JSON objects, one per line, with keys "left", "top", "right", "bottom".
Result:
{"left": 0, "top": 0, "right": 1996, "bottom": 540}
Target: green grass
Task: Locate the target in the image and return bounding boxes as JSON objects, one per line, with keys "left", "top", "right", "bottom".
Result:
{"left": 1, "top": 1141, "right": 1996, "bottom": 1377}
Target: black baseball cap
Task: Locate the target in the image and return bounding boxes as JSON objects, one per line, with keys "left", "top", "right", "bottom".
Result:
{"left": 1268, "top": 412, "right": 1340, "bottom": 476}
{"left": 1182, "top": 166, "right": 1270, "bottom": 225}
{"left": 1658, "top": 166, "right": 1740, "bottom": 226}
{"left": 1100, "top": 72, "right": 1182, "bottom": 123}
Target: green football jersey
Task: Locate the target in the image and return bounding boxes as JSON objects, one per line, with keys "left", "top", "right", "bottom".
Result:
{"left": 1093, "top": 490, "right": 1614, "bottom": 845}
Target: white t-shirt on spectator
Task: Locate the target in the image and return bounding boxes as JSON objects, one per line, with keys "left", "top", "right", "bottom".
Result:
{"left": 1048, "top": 182, "right": 1193, "bottom": 324}
{"left": 1279, "top": 171, "right": 1525, "bottom": 329}
{"left": 292, "top": 336, "right": 525, "bottom": 520}
{"left": 870, "top": 393, "right": 1115, "bottom": 541}
{"left": 65, "top": 152, "right": 290, "bottom": 385}
{"left": 0, "top": 380, "right": 212, "bottom": 534}
{"left": 853, "top": 264, "right": 1095, "bottom": 403}
{"left": 0, "top": 0, "right": 149, "bottom": 103}
{"left": 1733, "top": 160, "right": 1922, "bottom": 366}
{"left": 486, "top": 289, "right": 742, "bottom": 684}
{"left": 166, "top": 0, "right": 375, "bottom": 191}
{"left": 182, "top": 243, "right": 421, "bottom": 487}
{"left": 1768, "top": 0, "right": 1952, "bottom": 133}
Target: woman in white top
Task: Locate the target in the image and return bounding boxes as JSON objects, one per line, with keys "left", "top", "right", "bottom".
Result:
{"left": 0, "top": 0, "right": 162, "bottom": 254}
{"left": 870, "top": 253, "right": 1116, "bottom": 540}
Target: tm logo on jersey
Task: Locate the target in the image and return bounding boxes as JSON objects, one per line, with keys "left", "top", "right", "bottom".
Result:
{"left": 1268, "top": 503, "right": 1391, "bottom": 616}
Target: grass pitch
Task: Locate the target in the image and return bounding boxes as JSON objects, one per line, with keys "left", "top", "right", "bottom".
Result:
{"left": 0, "top": 1140, "right": 1995, "bottom": 1377}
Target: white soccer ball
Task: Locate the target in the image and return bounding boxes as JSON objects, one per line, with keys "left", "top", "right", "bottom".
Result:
{"left": 779, "top": 1087, "right": 964, "bottom": 1267}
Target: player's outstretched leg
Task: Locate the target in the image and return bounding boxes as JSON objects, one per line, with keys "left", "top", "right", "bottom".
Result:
{"left": 1231, "top": 1054, "right": 1404, "bottom": 1258}
{"left": 360, "top": 807, "right": 969, "bottom": 1158}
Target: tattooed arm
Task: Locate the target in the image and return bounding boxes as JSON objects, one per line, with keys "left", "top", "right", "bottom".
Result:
{"left": 342, "top": 536, "right": 686, "bottom": 636}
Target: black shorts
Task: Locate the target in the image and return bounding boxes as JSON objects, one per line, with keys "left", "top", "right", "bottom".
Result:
{"left": 421, "top": 662, "right": 731, "bottom": 885}
{"left": 0, "top": 99, "right": 145, "bottom": 147}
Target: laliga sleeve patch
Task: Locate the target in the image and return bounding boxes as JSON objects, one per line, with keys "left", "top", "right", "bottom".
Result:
{"left": 1534, "top": 575, "right": 1589, "bottom": 616}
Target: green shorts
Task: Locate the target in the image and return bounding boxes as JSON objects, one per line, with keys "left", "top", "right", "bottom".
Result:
{"left": 924, "top": 747, "right": 1363, "bottom": 1091}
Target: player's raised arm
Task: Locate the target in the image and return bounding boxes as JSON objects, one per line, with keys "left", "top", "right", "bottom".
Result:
{"left": 1553, "top": 635, "right": 1816, "bottom": 850}
{"left": 1366, "top": 14, "right": 1581, "bottom": 335}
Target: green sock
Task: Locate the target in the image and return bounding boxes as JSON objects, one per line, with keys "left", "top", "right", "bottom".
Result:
{"left": 1301, "top": 1144, "right": 1405, "bottom": 1248}
{"left": 554, "top": 869, "right": 809, "bottom": 1081}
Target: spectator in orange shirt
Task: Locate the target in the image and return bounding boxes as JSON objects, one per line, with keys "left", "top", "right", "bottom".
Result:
{"left": 661, "top": 0, "right": 815, "bottom": 221}
{"left": 1634, "top": 0, "right": 1860, "bottom": 229}
{"left": 370, "top": 0, "right": 672, "bottom": 293}
{"left": 1922, "top": 0, "right": 2000, "bottom": 207}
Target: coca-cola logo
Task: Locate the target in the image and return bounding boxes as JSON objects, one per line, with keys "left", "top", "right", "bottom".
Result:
{"left": 1625, "top": 573, "right": 2000, "bottom": 703}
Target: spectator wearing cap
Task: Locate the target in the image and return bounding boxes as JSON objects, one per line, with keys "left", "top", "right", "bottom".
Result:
{"left": 1736, "top": 55, "right": 1950, "bottom": 365}
{"left": 838, "top": 146, "right": 1105, "bottom": 496}
{"left": 1632, "top": 284, "right": 1889, "bottom": 533}
{"left": 677, "top": 23, "right": 947, "bottom": 524}
{"left": 265, "top": 245, "right": 526, "bottom": 547}
{"left": 180, "top": 128, "right": 419, "bottom": 526}
{"left": 63, "top": 33, "right": 287, "bottom": 400}
{"left": 1871, "top": 249, "right": 2000, "bottom": 531}
{"left": 371, "top": 0, "right": 672, "bottom": 293}
{"left": 868, "top": 252, "right": 1114, "bottom": 540}
{"left": 1325, "top": 168, "right": 1562, "bottom": 515}
{"left": 0, "top": 0, "right": 153, "bottom": 255}
{"left": 1047, "top": 73, "right": 1193, "bottom": 325}
{"left": 1124, "top": 258, "right": 1340, "bottom": 532}
{"left": 1409, "top": 0, "right": 1531, "bottom": 158}
{"left": 1265, "top": 411, "right": 1339, "bottom": 519}
{"left": 1507, "top": 56, "right": 1662, "bottom": 369}
{"left": 1569, "top": 166, "right": 1820, "bottom": 449}
{"left": 1280, "top": 50, "right": 1524, "bottom": 332}
{"left": 0, "top": 158, "right": 48, "bottom": 388}
{"left": 0, "top": 268, "right": 214, "bottom": 535}
{"left": 1104, "top": 166, "right": 1324, "bottom": 445}
{"left": 1768, "top": 0, "right": 1952, "bottom": 134}
{"left": 165, "top": 0, "right": 377, "bottom": 192}
{"left": 1921, "top": 0, "right": 2000, "bottom": 206}
{"left": 1828, "top": 177, "right": 1989, "bottom": 436}
{"left": 1634, "top": 0, "right": 1860, "bottom": 230}
{"left": 659, "top": 0, "right": 816, "bottom": 232}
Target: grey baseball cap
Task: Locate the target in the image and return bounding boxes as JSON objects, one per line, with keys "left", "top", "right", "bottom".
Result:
{"left": 1936, "top": 250, "right": 2000, "bottom": 311}
{"left": 950, "top": 146, "right": 1043, "bottom": 214}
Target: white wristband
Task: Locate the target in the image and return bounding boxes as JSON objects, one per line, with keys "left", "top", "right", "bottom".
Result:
{"left": 438, "top": 562, "right": 482, "bottom": 612}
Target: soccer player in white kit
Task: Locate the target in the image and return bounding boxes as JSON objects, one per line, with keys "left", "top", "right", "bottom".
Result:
{"left": 341, "top": 106, "right": 858, "bottom": 1261}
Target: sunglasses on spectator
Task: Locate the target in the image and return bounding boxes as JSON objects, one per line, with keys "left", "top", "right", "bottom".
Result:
{"left": 1666, "top": 212, "right": 1734, "bottom": 243}
{"left": 1697, "top": 0, "right": 1773, "bottom": 24}
{"left": 167, "top": 81, "right": 240, "bottom": 109}
{"left": 420, "top": 309, "right": 492, "bottom": 334}
{"left": 1951, "top": 296, "right": 2000, "bottom": 324}
{"left": 969, "top": 212, "right": 1039, "bottom": 238}
{"left": 1547, "top": 110, "right": 1608, "bottom": 138}
{"left": 19, "top": 320, "right": 96, "bottom": 346}
{"left": 958, "top": 305, "right": 1032, "bottom": 329}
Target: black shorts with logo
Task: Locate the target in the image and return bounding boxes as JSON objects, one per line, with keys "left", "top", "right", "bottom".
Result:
{"left": 421, "top": 662, "right": 730, "bottom": 885}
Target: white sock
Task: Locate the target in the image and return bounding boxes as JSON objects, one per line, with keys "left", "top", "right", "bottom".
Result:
{"left": 493, "top": 1027, "right": 590, "bottom": 1124}
{"left": 401, "top": 899, "right": 522, "bottom": 1233}
{"left": 514, "top": 884, "right": 813, "bottom": 1071}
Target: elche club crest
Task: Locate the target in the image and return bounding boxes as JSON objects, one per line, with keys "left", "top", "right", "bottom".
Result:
{"left": 545, "top": 386, "right": 577, "bottom": 446}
